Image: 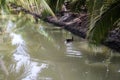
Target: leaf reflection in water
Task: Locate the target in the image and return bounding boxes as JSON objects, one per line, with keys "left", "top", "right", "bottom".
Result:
{"left": 0, "top": 57, "right": 9, "bottom": 76}
{"left": 10, "top": 32, "right": 48, "bottom": 80}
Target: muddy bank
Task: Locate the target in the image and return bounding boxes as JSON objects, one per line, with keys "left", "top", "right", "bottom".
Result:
{"left": 44, "top": 12, "right": 89, "bottom": 38}
{"left": 104, "top": 27, "right": 120, "bottom": 52}
{"left": 45, "top": 13, "right": 120, "bottom": 52}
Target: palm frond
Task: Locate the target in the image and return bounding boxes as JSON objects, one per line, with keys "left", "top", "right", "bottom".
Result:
{"left": 37, "top": 0, "right": 56, "bottom": 19}
{"left": 0, "top": 0, "right": 9, "bottom": 14}
{"left": 47, "top": 0, "right": 65, "bottom": 13}
{"left": 70, "top": 0, "right": 86, "bottom": 12}
{"left": 88, "top": 1, "right": 120, "bottom": 44}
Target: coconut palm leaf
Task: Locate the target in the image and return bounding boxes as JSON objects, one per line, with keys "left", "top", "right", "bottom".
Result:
{"left": 40, "top": 0, "right": 56, "bottom": 18}
{"left": 88, "top": 1, "right": 120, "bottom": 44}
{"left": 47, "top": 0, "right": 86, "bottom": 13}
{"left": 87, "top": 0, "right": 104, "bottom": 16}
{"left": 0, "top": 0, "right": 9, "bottom": 14}
{"left": 47, "top": 0, "right": 65, "bottom": 13}
{"left": 0, "top": 0, "right": 6, "bottom": 7}
{"left": 55, "top": 0, "right": 65, "bottom": 12}
{"left": 0, "top": 0, "right": 56, "bottom": 18}
{"left": 70, "top": 0, "right": 86, "bottom": 12}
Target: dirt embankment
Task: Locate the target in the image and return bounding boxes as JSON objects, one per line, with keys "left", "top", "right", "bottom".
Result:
{"left": 45, "top": 13, "right": 120, "bottom": 52}
{"left": 44, "top": 12, "right": 88, "bottom": 38}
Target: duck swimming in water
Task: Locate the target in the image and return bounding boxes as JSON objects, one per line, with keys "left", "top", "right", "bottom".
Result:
{"left": 66, "top": 36, "right": 74, "bottom": 43}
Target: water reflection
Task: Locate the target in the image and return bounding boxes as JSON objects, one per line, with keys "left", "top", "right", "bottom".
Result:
{"left": 6, "top": 20, "right": 15, "bottom": 33}
{"left": 65, "top": 42, "right": 82, "bottom": 58}
{"left": 1, "top": 17, "right": 120, "bottom": 80}
{"left": 9, "top": 31, "right": 48, "bottom": 80}
{"left": 0, "top": 57, "right": 9, "bottom": 75}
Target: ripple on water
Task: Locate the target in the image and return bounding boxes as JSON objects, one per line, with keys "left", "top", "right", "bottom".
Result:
{"left": 65, "top": 42, "right": 82, "bottom": 58}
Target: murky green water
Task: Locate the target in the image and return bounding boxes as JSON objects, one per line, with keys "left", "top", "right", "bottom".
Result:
{"left": 0, "top": 15, "right": 120, "bottom": 80}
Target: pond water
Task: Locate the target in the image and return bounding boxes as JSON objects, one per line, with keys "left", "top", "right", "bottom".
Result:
{"left": 0, "top": 15, "right": 120, "bottom": 80}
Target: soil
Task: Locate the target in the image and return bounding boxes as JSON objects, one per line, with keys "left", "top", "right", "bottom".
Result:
{"left": 45, "top": 12, "right": 120, "bottom": 52}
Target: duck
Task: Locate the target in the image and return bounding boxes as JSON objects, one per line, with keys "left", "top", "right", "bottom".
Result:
{"left": 66, "top": 36, "right": 74, "bottom": 43}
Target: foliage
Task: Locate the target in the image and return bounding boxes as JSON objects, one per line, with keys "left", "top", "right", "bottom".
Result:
{"left": 0, "top": 0, "right": 8, "bottom": 14}
{"left": 47, "top": 0, "right": 86, "bottom": 13}
{"left": 87, "top": 0, "right": 120, "bottom": 44}
{"left": 70, "top": 0, "right": 86, "bottom": 12}
{"left": 47, "top": 0, "right": 65, "bottom": 13}
{"left": 0, "top": 0, "right": 56, "bottom": 17}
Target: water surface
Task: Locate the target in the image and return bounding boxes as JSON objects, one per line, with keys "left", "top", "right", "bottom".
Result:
{"left": 0, "top": 16, "right": 120, "bottom": 80}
